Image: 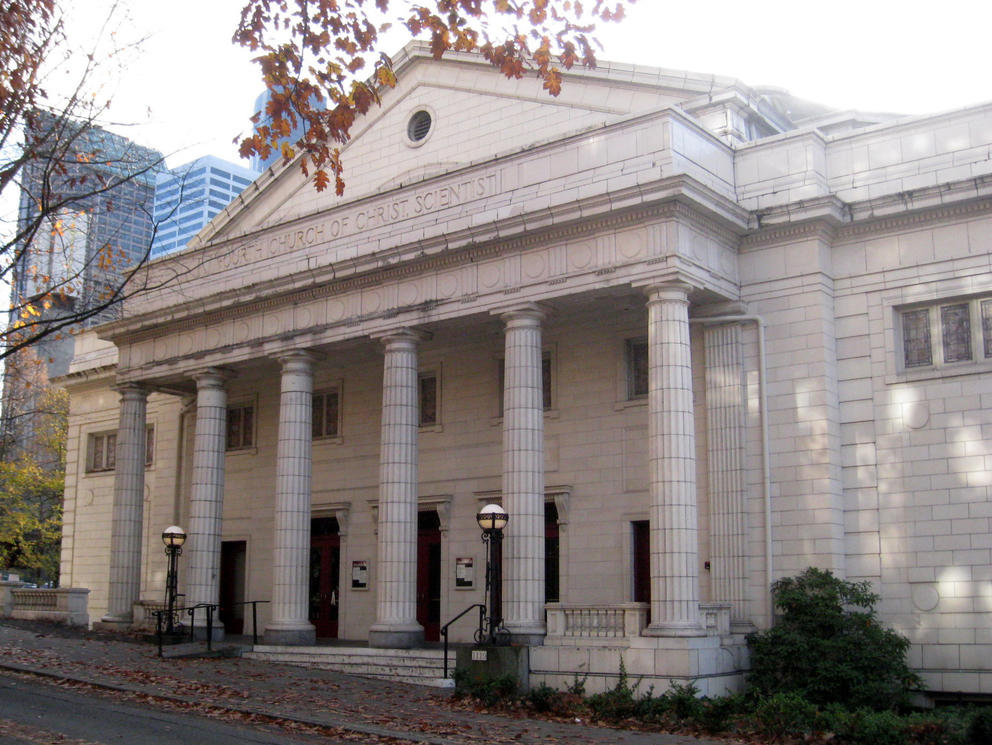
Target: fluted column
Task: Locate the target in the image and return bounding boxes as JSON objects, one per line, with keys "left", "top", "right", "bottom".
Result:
{"left": 644, "top": 284, "right": 703, "bottom": 636}
{"left": 501, "top": 305, "right": 546, "bottom": 644}
{"left": 186, "top": 368, "right": 230, "bottom": 639}
{"left": 102, "top": 384, "right": 148, "bottom": 625}
{"left": 705, "top": 323, "right": 750, "bottom": 629}
{"left": 369, "top": 330, "right": 424, "bottom": 649}
{"left": 265, "top": 350, "right": 317, "bottom": 645}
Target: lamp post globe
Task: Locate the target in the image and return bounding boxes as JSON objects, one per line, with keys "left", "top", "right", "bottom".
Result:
{"left": 476, "top": 503, "right": 508, "bottom": 533}
{"left": 162, "top": 525, "right": 186, "bottom": 548}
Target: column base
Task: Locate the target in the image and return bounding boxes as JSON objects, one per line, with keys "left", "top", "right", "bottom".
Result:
{"left": 505, "top": 622, "right": 546, "bottom": 647}
{"left": 263, "top": 623, "right": 316, "bottom": 646}
{"left": 94, "top": 616, "right": 133, "bottom": 632}
{"left": 369, "top": 622, "right": 424, "bottom": 649}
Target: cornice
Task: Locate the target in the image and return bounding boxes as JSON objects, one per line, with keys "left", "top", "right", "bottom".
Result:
{"left": 741, "top": 219, "right": 839, "bottom": 249}
{"left": 744, "top": 182, "right": 992, "bottom": 247}
{"left": 837, "top": 193, "right": 992, "bottom": 240}
{"left": 108, "top": 176, "right": 746, "bottom": 345}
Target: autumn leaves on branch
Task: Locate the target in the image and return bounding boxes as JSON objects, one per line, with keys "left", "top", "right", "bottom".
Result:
{"left": 234, "top": 0, "right": 633, "bottom": 194}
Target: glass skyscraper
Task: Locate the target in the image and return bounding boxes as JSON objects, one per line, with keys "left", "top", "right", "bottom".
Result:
{"left": 151, "top": 155, "right": 258, "bottom": 257}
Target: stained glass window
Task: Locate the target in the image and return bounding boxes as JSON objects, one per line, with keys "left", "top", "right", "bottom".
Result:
{"left": 902, "top": 309, "right": 932, "bottom": 368}
{"left": 941, "top": 303, "right": 972, "bottom": 363}
{"left": 419, "top": 374, "right": 437, "bottom": 426}
{"left": 627, "top": 338, "right": 649, "bottom": 398}
{"left": 982, "top": 300, "right": 992, "bottom": 359}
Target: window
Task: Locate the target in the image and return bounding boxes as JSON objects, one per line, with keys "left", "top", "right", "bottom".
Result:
{"left": 87, "top": 432, "right": 116, "bottom": 472}
{"left": 899, "top": 297, "right": 992, "bottom": 371}
{"left": 419, "top": 372, "right": 438, "bottom": 427}
{"left": 226, "top": 405, "right": 254, "bottom": 450}
{"left": 497, "top": 353, "right": 553, "bottom": 415}
{"left": 626, "top": 337, "right": 649, "bottom": 399}
{"left": 407, "top": 110, "right": 432, "bottom": 142}
{"left": 312, "top": 389, "right": 340, "bottom": 439}
{"left": 85, "top": 426, "right": 154, "bottom": 472}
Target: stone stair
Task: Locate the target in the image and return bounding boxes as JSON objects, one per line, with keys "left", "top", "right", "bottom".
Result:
{"left": 243, "top": 645, "right": 456, "bottom": 687}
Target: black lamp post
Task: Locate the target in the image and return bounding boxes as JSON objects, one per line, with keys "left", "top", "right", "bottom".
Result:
{"left": 476, "top": 503, "right": 509, "bottom": 645}
{"left": 162, "top": 525, "right": 186, "bottom": 634}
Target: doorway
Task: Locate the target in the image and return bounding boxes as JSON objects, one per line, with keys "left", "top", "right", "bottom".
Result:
{"left": 219, "top": 541, "right": 246, "bottom": 635}
{"left": 417, "top": 511, "right": 442, "bottom": 642}
{"left": 309, "top": 517, "right": 340, "bottom": 638}
{"left": 632, "top": 520, "right": 650, "bottom": 623}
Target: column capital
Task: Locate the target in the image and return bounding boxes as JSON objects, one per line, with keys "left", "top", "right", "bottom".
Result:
{"left": 190, "top": 367, "right": 234, "bottom": 389}
{"left": 372, "top": 327, "right": 431, "bottom": 350}
{"left": 113, "top": 382, "right": 149, "bottom": 400}
{"left": 643, "top": 282, "right": 693, "bottom": 306}
{"left": 491, "top": 301, "right": 548, "bottom": 325}
{"left": 273, "top": 348, "right": 320, "bottom": 372}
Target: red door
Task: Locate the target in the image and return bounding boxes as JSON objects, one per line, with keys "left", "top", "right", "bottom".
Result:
{"left": 309, "top": 518, "right": 340, "bottom": 638}
{"left": 417, "top": 511, "right": 442, "bottom": 642}
{"left": 219, "top": 541, "right": 246, "bottom": 635}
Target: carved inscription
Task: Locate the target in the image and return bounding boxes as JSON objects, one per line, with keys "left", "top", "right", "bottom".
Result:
{"left": 219, "top": 172, "right": 499, "bottom": 270}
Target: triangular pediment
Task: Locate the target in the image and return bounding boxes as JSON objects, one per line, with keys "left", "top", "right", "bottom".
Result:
{"left": 199, "top": 43, "right": 739, "bottom": 246}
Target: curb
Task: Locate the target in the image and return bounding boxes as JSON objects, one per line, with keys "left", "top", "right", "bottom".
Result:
{"left": 0, "top": 659, "right": 462, "bottom": 745}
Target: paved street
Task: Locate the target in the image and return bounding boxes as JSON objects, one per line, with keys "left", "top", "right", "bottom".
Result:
{"left": 0, "top": 620, "right": 724, "bottom": 745}
{"left": 0, "top": 673, "right": 321, "bottom": 745}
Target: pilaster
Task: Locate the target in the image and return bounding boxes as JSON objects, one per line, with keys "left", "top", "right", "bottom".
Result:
{"left": 704, "top": 322, "right": 750, "bottom": 628}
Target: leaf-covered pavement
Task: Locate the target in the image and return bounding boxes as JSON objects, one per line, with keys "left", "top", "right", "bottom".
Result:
{"left": 0, "top": 620, "right": 718, "bottom": 745}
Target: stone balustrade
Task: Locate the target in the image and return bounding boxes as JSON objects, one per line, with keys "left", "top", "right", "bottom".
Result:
{"left": 545, "top": 601, "right": 734, "bottom": 646}
{"left": 545, "top": 603, "right": 649, "bottom": 644}
{"left": 1, "top": 583, "right": 89, "bottom": 627}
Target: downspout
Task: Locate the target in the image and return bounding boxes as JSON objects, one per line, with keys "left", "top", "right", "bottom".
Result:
{"left": 690, "top": 314, "right": 773, "bottom": 624}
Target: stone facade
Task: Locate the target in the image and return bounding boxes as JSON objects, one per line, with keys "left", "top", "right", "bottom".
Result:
{"left": 58, "top": 42, "right": 992, "bottom": 696}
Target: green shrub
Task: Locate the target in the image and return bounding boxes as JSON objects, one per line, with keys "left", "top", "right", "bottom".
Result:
{"left": 835, "top": 708, "right": 908, "bottom": 745}
{"left": 968, "top": 707, "right": 992, "bottom": 745}
{"left": 659, "top": 681, "right": 703, "bottom": 723}
{"left": 752, "top": 691, "right": 818, "bottom": 740}
{"left": 747, "top": 568, "right": 920, "bottom": 710}
{"left": 586, "top": 659, "right": 640, "bottom": 721}
{"left": 452, "top": 668, "right": 518, "bottom": 707}
{"left": 695, "top": 693, "right": 745, "bottom": 734}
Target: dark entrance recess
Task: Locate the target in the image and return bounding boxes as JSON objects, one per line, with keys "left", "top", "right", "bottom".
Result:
{"left": 545, "top": 502, "right": 560, "bottom": 603}
{"left": 632, "top": 520, "right": 651, "bottom": 624}
{"left": 309, "top": 517, "right": 340, "bottom": 638}
{"left": 417, "top": 511, "right": 442, "bottom": 642}
{"left": 219, "top": 541, "right": 246, "bottom": 635}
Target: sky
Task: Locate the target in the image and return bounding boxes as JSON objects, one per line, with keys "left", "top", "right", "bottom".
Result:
{"left": 78, "top": 0, "right": 992, "bottom": 171}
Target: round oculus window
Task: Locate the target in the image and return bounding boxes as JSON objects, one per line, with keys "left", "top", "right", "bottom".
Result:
{"left": 407, "top": 110, "right": 432, "bottom": 143}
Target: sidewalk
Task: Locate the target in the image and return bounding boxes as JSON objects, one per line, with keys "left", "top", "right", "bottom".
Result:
{"left": 0, "top": 619, "right": 725, "bottom": 745}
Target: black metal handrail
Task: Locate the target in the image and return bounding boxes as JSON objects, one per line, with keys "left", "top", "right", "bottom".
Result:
{"left": 439, "top": 603, "right": 485, "bottom": 678}
{"left": 153, "top": 600, "right": 269, "bottom": 656}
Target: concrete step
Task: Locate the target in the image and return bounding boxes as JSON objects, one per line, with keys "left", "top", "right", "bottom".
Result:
{"left": 244, "top": 645, "right": 456, "bottom": 687}
{"left": 160, "top": 641, "right": 246, "bottom": 659}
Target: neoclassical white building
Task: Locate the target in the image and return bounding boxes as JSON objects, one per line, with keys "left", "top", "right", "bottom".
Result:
{"left": 58, "top": 42, "right": 992, "bottom": 696}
